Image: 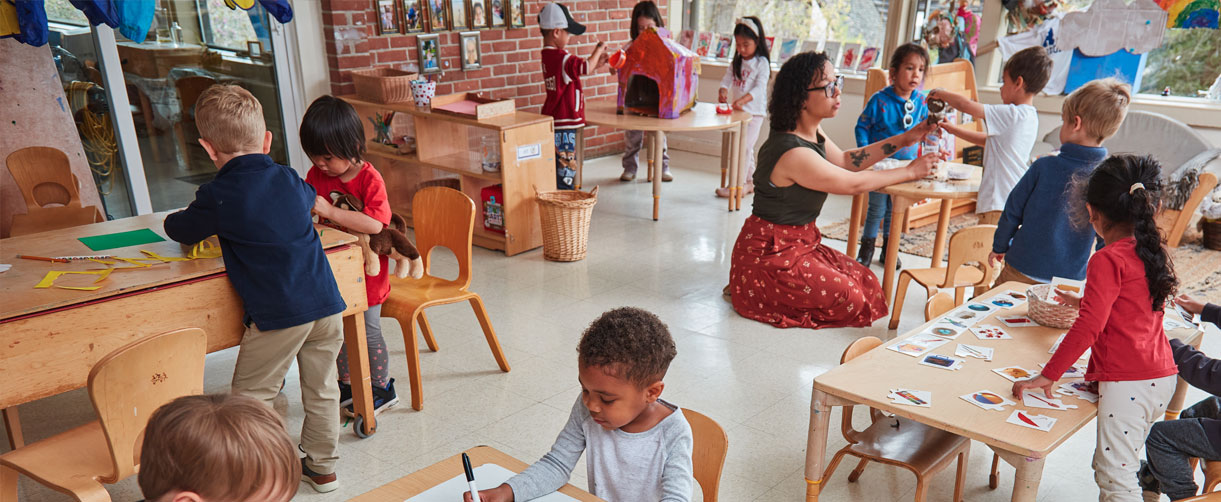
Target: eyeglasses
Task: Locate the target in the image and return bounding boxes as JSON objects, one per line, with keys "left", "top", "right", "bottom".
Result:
{"left": 807, "top": 74, "right": 844, "bottom": 98}
{"left": 902, "top": 99, "right": 916, "bottom": 128}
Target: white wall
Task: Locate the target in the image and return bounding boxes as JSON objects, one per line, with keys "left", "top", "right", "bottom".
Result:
{"left": 292, "top": 1, "right": 333, "bottom": 104}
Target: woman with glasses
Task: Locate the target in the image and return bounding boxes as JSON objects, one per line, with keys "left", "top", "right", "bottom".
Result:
{"left": 726, "top": 51, "right": 944, "bottom": 329}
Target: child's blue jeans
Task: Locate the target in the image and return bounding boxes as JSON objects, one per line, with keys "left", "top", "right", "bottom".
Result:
{"left": 862, "top": 192, "right": 892, "bottom": 240}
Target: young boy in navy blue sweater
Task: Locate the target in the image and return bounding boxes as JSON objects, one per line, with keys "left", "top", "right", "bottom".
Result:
{"left": 989, "top": 78, "right": 1131, "bottom": 285}
{"left": 163, "top": 84, "right": 347, "bottom": 493}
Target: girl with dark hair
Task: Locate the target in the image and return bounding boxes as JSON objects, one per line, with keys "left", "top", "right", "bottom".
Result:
{"left": 1014, "top": 154, "right": 1179, "bottom": 500}
{"left": 617, "top": 1, "right": 671, "bottom": 182}
{"left": 714, "top": 16, "right": 770, "bottom": 198}
{"left": 726, "top": 52, "right": 943, "bottom": 329}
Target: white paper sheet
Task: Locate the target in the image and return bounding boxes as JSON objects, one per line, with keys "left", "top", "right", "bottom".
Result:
{"left": 405, "top": 464, "right": 580, "bottom": 502}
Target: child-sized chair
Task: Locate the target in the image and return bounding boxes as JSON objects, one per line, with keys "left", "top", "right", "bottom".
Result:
{"left": 821, "top": 336, "right": 971, "bottom": 502}
{"left": 889, "top": 225, "right": 998, "bottom": 329}
{"left": 0, "top": 328, "right": 206, "bottom": 501}
{"left": 6, "top": 146, "right": 104, "bottom": 236}
{"left": 924, "top": 292, "right": 956, "bottom": 321}
{"left": 381, "top": 187, "right": 511, "bottom": 411}
{"left": 684, "top": 409, "right": 728, "bottom": 502}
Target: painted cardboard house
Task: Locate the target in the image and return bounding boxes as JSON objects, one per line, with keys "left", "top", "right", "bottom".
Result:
{"left": 616, "top": 28, "right": 699, "bottom": 118}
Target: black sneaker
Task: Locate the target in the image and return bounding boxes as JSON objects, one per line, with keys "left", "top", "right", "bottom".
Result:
{"left": 338, "top": 381, "right": 353, "bottom": 409}
{"left": 343, "top": 378, "right": 400, "bottom": 417}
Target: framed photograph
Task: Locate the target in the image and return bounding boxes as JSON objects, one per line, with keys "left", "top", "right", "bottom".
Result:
{"left": 678, "top": 29, "right": 694, "bottom": 49}
{"left": 857, "top": 46, "right": 879, "bottom": 71}
{"left": 841, "top": 43, "right": 862, "bottom": 70}
{"left": 469, "top": 0, "right": 489, "bottom": 28}
{"left": 694, "top": 32, "right": 713, "bottom": 57}
{"left": 376, "top": 0, "right": 401, "bottom": 34}
{"left": 823, "top": 40, "right": 842, "bottom": 67}
{"left": 400, "top": 0, "right": 425, "bottom": 32}
{"left": 246, "top": 40, "right": 263, "bottom": 58}
{"left": 508, "top": 0, "right": 525, "bottom": 28}
{"left": 488, "top": 0, "right": 505, "bottom": 27}
{"left": 460, "top": 31, "right": 482, "bottom": 70}
{"left": 449, "top": 0, "right": 469, "bottom": 29}
{"left": 713, "top": 34, "right": 733, "bottom": 60}
{"left": 417, "top": 33, "right": 442, "bottom": 73}
{"left": 426, "top": 0, "right": 448, "bottom": 31}
{"left": 778, "top": 38, "right": 800, "bottom": 62}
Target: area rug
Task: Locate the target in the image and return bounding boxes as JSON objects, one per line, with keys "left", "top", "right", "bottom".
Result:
{"left": 820, "top": 215, "right": 1221, "bottom": 297}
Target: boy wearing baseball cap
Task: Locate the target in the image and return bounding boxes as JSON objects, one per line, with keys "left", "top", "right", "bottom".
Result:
{"left": 538, "top": 1, "right": 606, "bottom": 190}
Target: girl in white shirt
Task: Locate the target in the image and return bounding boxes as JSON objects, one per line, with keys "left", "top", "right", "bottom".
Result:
{"left": 716, "top": 16, "right": 771, "bottom": 198}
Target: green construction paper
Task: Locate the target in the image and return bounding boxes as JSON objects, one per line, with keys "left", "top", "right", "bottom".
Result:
{"left": 78, "top": 228, "right": 166, "bottom": 251}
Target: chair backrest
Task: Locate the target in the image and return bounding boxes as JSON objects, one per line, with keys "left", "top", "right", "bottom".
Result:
{"left": 684, "top": 408, "right": 728, "bottom": 502}
{"left": 863, "top": 68, "right": 888, "bottom": 106}
{"left": 924, "top": 292, "right": 956, "bottom": 321}
{"left": 6, "top": 146, "right": 82, "bottom": 209}
{"left": 838, "top": 336, "right": 884, "bottom": 443}
{"left": 87, "top": 328, "right": 207, "bottom": 483}
{"left": 175, "top": 76, "right": 218, "bottom": 122}
{"left": 939, "top": 224, "right": 998, "bottom": 289}
{"left": 412, "top": 187, "right": 475, "bottom": 288}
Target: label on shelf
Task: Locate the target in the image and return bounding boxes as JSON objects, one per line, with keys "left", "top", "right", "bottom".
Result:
{"left": 516, "top": 143, "right": 542, "bottom": 161}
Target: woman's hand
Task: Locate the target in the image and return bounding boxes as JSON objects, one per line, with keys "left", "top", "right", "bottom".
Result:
{"left": 1012, "top": 375, "right": 1055, "bottom": 399}
{"left": 905, "top": 119, "right": 940, "bottom": 144}
{"left": 464, "top": 484, "right": 514, "bottom": 502}
{"left": 718, "top": 88, "right": 729, "bottom": 103}
{"left": 1176, "top": 294, "right": 1205, "bottom": 315}
{"left": 1053, "top": 288, "right": 1082, "bottom": 308}
{"left": 906, "top": 153, "right": 940, "bottom": 180}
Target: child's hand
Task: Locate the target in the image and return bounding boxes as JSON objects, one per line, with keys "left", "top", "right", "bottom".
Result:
{"left": 907, "top": 153, "right": 939, "bottom": 179}
{"left": 718, "top": 88, "right": 729, "bottom": 103}
{"left": 1012, "top": 375, "right": 1055, "bottom": 399}
{"left": 906, "top": 120, "right": 940, "bottom": 143}
{"left": 313, "top": 195, "right": 335, "bottom": 219}
{"left": 463, "top": 484, "right": 514, "bottom": 502}
{"left": 1176, "top": 294, "right": 1205, "bottom": 315}
{"left": 1053, "top": 288, "right": 1082, "bottom": 308}
{"left": 988, "top": 252, "right": 1004, "bottom": 266}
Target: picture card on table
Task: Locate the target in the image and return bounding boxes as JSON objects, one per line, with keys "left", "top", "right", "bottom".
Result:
{"left": 886, "top": 334, "right": 950, "bottom": 357}
{"left": 992, "top": 365, "right": 1038, "bottom": 382}
{"left": 971, "top": 324, "right": 1013, "bottom": 340}
{"left": 998, "top": 315, "right": 1036, "bottom": 328}
{"left": 1022, "top": 390, "right": 1078, "bottom": 411}
{"left": 946, "top": 307, "right": 989, "bottom": 327}
{"left": 986, "top": 291, "right": 1027, "bottom": 310}
{"left": 888, "top": 389, "right": 931, "bottom": 407}
{"left": 1056, "top": 381, "right": 1100, "bottom": 403}
{"left": 1039, "top": 362, "right": 1085, "bottom": 379}
{"left": 1048, "top": 334, "right": 1091, "bottom": 360}
{"left": 1049, "top": 276, "right": 1085, "bottom": 301}
{"left": 924, "top": 323, "right": 965, "bottom": 339}
{"left": 1007, "top": 409, "right": 1057, "bottom": 432}
{"left": 919, "top": 353, "right": 965, "bottom": 370}
{"left": 955, "top": 343, "right": 993, "bottom": 361}
{"left": 960, "top": 390, "right": 1015, "bottom": 411}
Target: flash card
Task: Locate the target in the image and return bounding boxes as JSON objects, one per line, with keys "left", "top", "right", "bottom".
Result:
{"left": 1049, "top": 277, "right": 1085, "bottom": 301}
{"left": 947, "top": 307, "right": 987, "bottom": 327}
{"left": 887, "top": 334, "right": 949, "bottom": 357}
{"left": 1007, "top": 409, "right": 1057, "bottom": 432}
{"left": 987, "top": 294, "right": 1023, "bottom": 310}
{"left": 936, "top": 316, "right": 971, "bottom": 330}
{"left": 992, "top": 365, "right": 1038, "bottom": 382}
{"left": 924, "top": 324, "right": 964, "bottom": 339}
{"left": 919, "top": 354, "right": 965, "bottom": 370}
{"left": 964, "top": 302, "right": 996, "bottom": 314}
{"left": 955, "top": 343, "right": 993, "bottom": 361}
{"left": 1039, "top": 362, "right": 1085, "bottom": 379}
{"left": 888, "top": 389, "right": 932, "bottom": 407}
{"left": 999, "top": 315, "right": 1036, "bottom": 328}
{"left": 960, "top": 390, "right": 1015, "bottom": 411}
{"left": 998, "top": 290, "right": 1029, "bottom": 306}
{"left": 1048, "top": 334, "right": 1091, "bottom": 361}
{"left": 1021, "top": 390, "right": 1078, "bottom": 411}
{"left": 1056, "top": 381, "right": 1100, "bottom": 403}
{"left": 971, "top": 324, "right": 1013, "bottom": 340}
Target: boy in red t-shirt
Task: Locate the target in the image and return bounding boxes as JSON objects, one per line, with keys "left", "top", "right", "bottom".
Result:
{"left": 301, "top": 95, "right": 400, "bottom": 417}
{"left": 538, "top": 2, "right": 606, "bottom": 189}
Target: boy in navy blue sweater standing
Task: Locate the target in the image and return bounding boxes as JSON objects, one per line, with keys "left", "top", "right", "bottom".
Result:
{"left": 989, "top": 78, "right": 1131, "bottom": 285}
{"left": 163, "top": 84, "right": 346, "bottom": 493}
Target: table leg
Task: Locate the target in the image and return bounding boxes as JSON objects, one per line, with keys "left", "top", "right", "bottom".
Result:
{"left": 990, "top": 448, "right": 1046, "bottom": 502}
{"left": 847, "top": 193, "right": 866, "bottom": 259}
{"left": 343, "top": 312, "right": 376, "bottom": 438}
{"left": 720, "top": 131, "right": 730, "bottom": 189}
{"left": 2, "top": 407, "right": 23, "bottom": 449}
{"left": 883, "top": 195, "right": 913, "bottom": 305}
{"left": 804, "top": 388, "right": 834, "bottom": 502}
{"left": 574, "top": 127, "right": 585, "bottom": 190}
{"left": 646, "top": 133, "right": 655, "bottom": 183}
{"left": 1167, "top": 334, "right": 1206, "bottom": 419}
{"left": 736, "top": 120, "right": 748, "bottom": 211}
{"left": 727, "top": 128, "right": 739, "bottom": 212}
{"left": 930, "top": 199, "right": 953, "bottom": 268}
{"left": 653, "top": 131, "right": 664, "bottom": 221}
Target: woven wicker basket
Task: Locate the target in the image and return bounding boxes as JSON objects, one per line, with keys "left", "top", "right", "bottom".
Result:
{"left": 537, "top": 186, "right": 598, "bottom": 262}
{"left": 1204, "top": 219, "right": 1221, "bottom": 251}
{"left": 1026, "top": 284, "right": 1080, "bottom": 329}
{"left": 351, "top": 68, "right": 418, "bottom": 103}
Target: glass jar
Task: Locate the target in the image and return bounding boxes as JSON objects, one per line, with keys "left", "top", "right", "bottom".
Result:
{"left": 481, "top": 136, "right": 501, "bottom": 172}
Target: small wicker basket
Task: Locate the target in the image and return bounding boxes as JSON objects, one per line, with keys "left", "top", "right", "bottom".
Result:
{"left": 351, "top": 68, "right": 418, "bottom": 103}
{"left": 1203, "top": 219, "right": 1221, "bottom": 251}
{"left": 537, "top": 186, "right": 598, "bottom": 262}
{"left": 1026, "top": 284, "right": 1080, "bottom": 329}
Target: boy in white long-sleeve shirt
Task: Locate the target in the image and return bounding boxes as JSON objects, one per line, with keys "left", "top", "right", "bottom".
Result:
{"left": 466, "top": 307, "right": 694, "bottom": 502}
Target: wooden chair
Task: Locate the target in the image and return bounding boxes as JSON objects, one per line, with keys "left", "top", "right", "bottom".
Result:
{"left": 6, "top": 146, "right": 104, "bottom": 236}
{"left": 924, "top": 292, "right": 956, "bottom": 321}
{"left": 174, "top": 75, "right": 217, "bottom": 171}
{"left": 1185, "top": 457, "right": 1221, "bottom": 494}
{"left": 381, "top": 187, "right": 511, "bottom": 411}
{"left": 685, "top": 409, "right": 728, "bottom": 502}
{"left": 889, "top": 225, "right": 998, "bottom": 329}
{"left": 1181, "top": 492, "right": 1221, "bottom": 501}
{"left": 0, "top": 328, "right": 206, "bottom": 501}
{"left": 821, "top": 336, "right": 971, "bottom": 501}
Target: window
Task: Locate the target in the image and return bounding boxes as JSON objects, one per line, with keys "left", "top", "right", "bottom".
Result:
{"left": 685, "top": 0, "right": 890, "bottom": 47}
{"left": 199, "top": 0, "right": 260, "bottom": 51}
{"left": 45, "top": 0, "right": 89, "bottom": 26}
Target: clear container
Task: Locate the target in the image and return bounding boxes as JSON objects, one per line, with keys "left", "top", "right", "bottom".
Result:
{"left": 481, "top": 136, "right": 501, "bottom": 172}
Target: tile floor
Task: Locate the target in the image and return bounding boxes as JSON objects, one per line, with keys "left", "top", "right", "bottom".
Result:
{"left": 5, "top": 150, "right": 1219, "bottom": 501}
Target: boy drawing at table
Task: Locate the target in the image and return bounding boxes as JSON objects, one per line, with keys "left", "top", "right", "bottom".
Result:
{"left": 467, "top": 307, "right": 695, "bottom": 502}
{"left": 138, "top": 394, "right": 299, "bottom": 502}
{"left": 989, "top": 78, "right": 1131, "bottom": 285}
{"left": 539, "top": 1, "right": 607, "bottom": 190}
{"left": 163, "top": 84, "right": 346, "bottom": 493}
{"left": 928, "top": 45, "right": 1052, "bottom": 224}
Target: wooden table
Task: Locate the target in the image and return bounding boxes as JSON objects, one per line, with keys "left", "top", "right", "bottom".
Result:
{"left": 803, "top": 282, "right": 1205, "bottom": 502}
{"left": 0, "top": 213, "right": 381, "bottom": 444}
{"left": 351, "top": 445, "right": 602, "bottom": 501}
{"left": 845, "top": 164, "right": 983, "bottom": 305}
{"left": 584, "top": 101, "right": 752, "bottom": 220}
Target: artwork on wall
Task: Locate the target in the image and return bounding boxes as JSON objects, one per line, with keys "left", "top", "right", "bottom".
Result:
{"left": 695, "top": 32, "right": 713, "bottom": 57}
{"left": 489, "top": 0, "right": 506, "bottom": 27}
{"left": 417, "top": 33, "right": 442, "bottom": 73}
{"left": 461, "top": 31, "right": 482, "bottom": 70}
{"left": 450, "top": 0, "right": 469, "bottom": 29}
{"left": 823, "top": 40, "right": 842, "bottom": 67}
{"left": 678, "top": 29, "right": 694, "bottom": 49}
{"left": 470, "top": 0, "right": 489, "bottom": 28}
{"left": 377, "top": 0, "right": 401, "bottom": 34}
{"left": 508, "top": 0, "right": 525, "bottom": 28}
{"left": 713, "top": 34, "right": 733, "bottom": 59}
{"left": 777, "top": 38, "right": 800, "bottom": 62}
{"left": 841, "top": 43, "right": 862, "bottom": 69}
{"left": 401, "top": 0, "right": 425, "bottom": 32}
{"left": 427, "top": 0, "right": 449, "bottom": 31}
{"left": 857, "top": 46, "right": 879, "bottom": 71}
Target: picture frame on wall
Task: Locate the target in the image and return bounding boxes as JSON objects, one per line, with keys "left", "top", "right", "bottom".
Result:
{"left": 488, "top": 0, "right": 505, "bottom": 27}
{"left": 426, "top": 0, "right": 448, "bottom": 31}
{"left": 376, "top": 0, "right": 400, "bottom": 35}
{"left": 823, "top": 40, "right": 842, "bottom": 67}
{"left": 777, "top": 38, "right": 800, "bottom": 62}
{"left": 841, "top": 42, "right": 862, "bottom": 70}
{"left": 417, "top": 33, "right": 442, "bottom": 73}
{"left": 450, "top": 0, "right": 469, "bottom": 30}
{"left": 508, "top": 0, "right": 525, "bottom": 28}
{"left": 857, "top": 46, "right": 879, "bottom": 71}
{"left": 460, "top": 31, "right": 482, "bottom": 70}
{"left": 246, "top": 40, "right": 263, "bottom": 59}
{"left": 713, "top": 34, "right": 733, "bottom": 60}
{"left": 400, "top": 0, "right": 425, "bottom": 33}
{"left": 678, "top": 29, "right": 694, "bottom": 49}
{"left": 470, "top": 0, "right": 489, "bottom": 28}
{"left": 694, "top": 32, "right": 713, "bottom": 57}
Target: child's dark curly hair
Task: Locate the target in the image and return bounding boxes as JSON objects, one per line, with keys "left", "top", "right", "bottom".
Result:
{"left": 768, "top": 51, "right": 830, "bottom": 132}
{"left": 577, "top": 307, "right": 676, "bottom": 387}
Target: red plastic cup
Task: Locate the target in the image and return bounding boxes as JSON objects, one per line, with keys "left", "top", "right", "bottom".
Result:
{"left": 608, "top": 49, "right": 626, "bottom": 69}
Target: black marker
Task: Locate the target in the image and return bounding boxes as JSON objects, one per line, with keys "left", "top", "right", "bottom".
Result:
{"left": 462, "top": 452, "right": 481, "bottom": 502}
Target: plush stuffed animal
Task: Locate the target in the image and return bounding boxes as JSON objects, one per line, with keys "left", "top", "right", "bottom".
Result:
{"left": 332, "top": 194, "right": 424, "bottom": 279}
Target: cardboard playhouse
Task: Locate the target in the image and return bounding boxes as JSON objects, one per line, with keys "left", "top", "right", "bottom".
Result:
{"left": 616, "top": 28, "right": 699, "bottom": 119}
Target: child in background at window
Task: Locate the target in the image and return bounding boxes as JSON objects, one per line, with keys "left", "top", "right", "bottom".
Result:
{"left": 714, "top": 16, "right": 770, "bottom": 198}
{"left": 617, "top": 1, "right": 671, "bottom": 183}
{"left": 930, "top": 45, "right": 1052, "bottom": 224}
{"left": 538, "top": 2, "right": 607, "bottom": 190}
{"left": 852, "top": 42, "right": 930, "bottom": 268}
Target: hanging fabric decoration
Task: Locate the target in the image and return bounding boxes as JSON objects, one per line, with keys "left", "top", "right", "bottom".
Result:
{"left": 70, "top": 0, "right": 119, "bottom": 28}
{"left": 1157, "top": 0, "right": 1220, "bottom": 28}
{"left": 116, "top": 0, "right": 155, "bottom": 43}
{"left": 13, "top": 0, "right": 49, "bottom": 46}
{"left": 1058, "top": 0, "right": 1168, "bottom": 56}
{"left": 6, "top": 0, "right": 292, "bottom": 47}
{"left": 222, "top": 0, "right": 292, "bottom": 24}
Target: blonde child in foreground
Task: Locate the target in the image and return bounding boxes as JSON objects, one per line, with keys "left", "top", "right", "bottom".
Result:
{"left": 466, "top": 307, "right": 694, "bottom": 501}
{"left": 137, "top": 394, "right": 299, "bottom": 502}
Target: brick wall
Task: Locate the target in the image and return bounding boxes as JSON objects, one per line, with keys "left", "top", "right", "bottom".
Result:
{"left": 322, "top": 0, "right": 662, "bottom": 157}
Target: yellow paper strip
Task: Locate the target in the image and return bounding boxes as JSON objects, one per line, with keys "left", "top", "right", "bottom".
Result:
{"left": 34, "top": 269, "right": 114, "bottom": 289}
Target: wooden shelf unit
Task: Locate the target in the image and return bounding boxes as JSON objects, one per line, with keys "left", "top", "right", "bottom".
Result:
{"left": 343, "top": 95, "right": 556, "bottom": 256}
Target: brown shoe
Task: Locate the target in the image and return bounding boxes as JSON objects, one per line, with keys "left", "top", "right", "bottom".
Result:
{"left": 620, "top": 170, "right": 636, "bottom": 181}
{"left": 301, "top": 458, "right": 339, "bottom": 493}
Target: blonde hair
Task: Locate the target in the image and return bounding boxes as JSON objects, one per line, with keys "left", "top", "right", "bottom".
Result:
{"left": 1062, "top": 78, "right": 1131, "bottom": 143}
{"left": 194, "top": 84, "right": 267, "bottom": 154}
{"left": 138, "top": 394, "right": 299, "bottom": 502}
